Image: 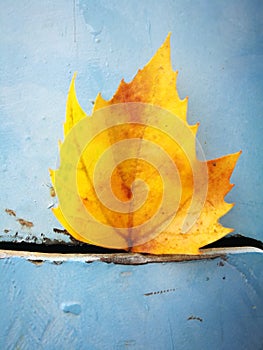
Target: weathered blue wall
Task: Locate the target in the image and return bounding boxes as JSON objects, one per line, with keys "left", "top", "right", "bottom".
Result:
{"left": 0, "top": 253, "right": 263, "bottom": 349}
{"left": 0, "top": 0, "right": 262, "bottom": 243}
{"left": 0, "top": 1, "right": 262, "bottom": 349}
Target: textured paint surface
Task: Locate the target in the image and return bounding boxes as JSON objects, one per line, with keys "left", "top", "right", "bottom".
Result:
{"left": 0, "top": 0, "right": 262, "bottom": 244}
{"left": 1, "top": 2, "right": 262, "bottom": 349}
{"left": 0, "top": 253, "right": 263, "bottom": 349}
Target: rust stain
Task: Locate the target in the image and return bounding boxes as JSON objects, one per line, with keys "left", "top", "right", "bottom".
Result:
{"left": 17, "top": 218, "right": 34, "bottom": 228}
{"left": 5, "top": 209, "right": 34, "bottom": 229}
{"left": 5, "top": 208, "right": 16, "bottom": 217}
{"left": 50, "top": 186, "right": 56, "bottom": 197}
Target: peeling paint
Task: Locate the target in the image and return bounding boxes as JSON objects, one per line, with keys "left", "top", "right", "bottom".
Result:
{"left": 0, "top": 248, "right": 262, "bottom": 266}
{"left": 28, "top": 259, "right": 43, "bottom": 266}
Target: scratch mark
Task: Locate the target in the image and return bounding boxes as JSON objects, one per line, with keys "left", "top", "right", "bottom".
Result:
{"left": 147, "top": 20, "right": 152, "bottom": 51}
{"left": 120, "top": 271, "right": 132, "bottom": 277}
{"left": 73, "top": 0, "right": 77, "bottom": 43}
{"left": 47, "top": 202, "right": 55, "bottom": 209}
{"left": 168, "top": 319, "right": 175, "bottom": 350}
{"left": 144, "top": 288, "right": 176, "bottom": 296}
{"left": 117, "top": 339, "right": 136, "bottom": 348}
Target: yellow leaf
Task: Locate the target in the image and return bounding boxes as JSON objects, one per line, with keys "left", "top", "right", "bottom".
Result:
{"left": 50, "top": 34, "right": 241, "bottom": 254}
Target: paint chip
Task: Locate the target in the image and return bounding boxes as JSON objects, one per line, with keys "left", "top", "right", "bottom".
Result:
{"left": 61, "top": 302, "right": 82, "bottom": 315}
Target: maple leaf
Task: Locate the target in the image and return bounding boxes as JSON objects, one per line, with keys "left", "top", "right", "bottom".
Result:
{"left": 50, "top": 33, "right": 241, "bottom": 254}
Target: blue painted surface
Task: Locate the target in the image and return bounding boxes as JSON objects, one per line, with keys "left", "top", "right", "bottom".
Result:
{"left": 0, "top": 3, "right": 262, "bottom": 349}
{"left": 0, "top": 0, "right": 262, "bottom": 243}
{"left": 0, "top": 253, "right": 262, "bottom": 349}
